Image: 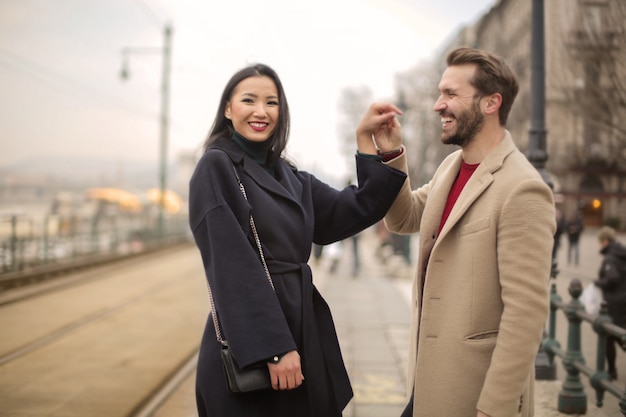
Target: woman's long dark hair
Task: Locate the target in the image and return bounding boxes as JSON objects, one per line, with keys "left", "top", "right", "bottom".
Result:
{"left": 203, "top": 63, "right": 290, "bottom": 161}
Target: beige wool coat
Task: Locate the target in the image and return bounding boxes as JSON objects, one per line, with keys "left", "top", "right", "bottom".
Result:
{"left": 384, "top": 132, "right": 555, "bottom": 417}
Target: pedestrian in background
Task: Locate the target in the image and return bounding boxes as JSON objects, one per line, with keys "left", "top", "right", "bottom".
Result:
{"left": 593, "top": 225, "right": 626, "bottom": 381}
{"left": 311, "top": 243, "right": 324, "bottom": 265}
{"left": 349, "top": 233, "right": 361, "bottom": 277}
{"left": 188, "top": 63, "right": 406, "bottom": 417}
{"left": 566, "top": 211, "right": 584, "bottom": 265}
{"left": 391, "top": 233, "right": 412, "bottom": 267}
{"left": 383, "top": 47, "right": 555, "bottom": 417}
{"left": 325, "top": 240, "right": 343, "bottom": 274}
{"left": 375, "top": 219, "right": 393, "bottom": 263}
{"left": 553, "top": 208, "right": 566, "bottom": 260}
{"left": 343, "top": 179, "right": 362, "bottom": 278}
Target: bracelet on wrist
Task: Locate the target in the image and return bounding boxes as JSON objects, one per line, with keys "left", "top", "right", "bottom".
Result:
{"left": 377, "top": 147, "right": 404, "bottom": 162}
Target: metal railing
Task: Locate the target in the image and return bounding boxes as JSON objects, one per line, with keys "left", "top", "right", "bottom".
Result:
{"left": 541, "top": 278, "right": 626, "bottom": 415}
{"left": 0, "top": 211, "right": 190, "bottom": 279}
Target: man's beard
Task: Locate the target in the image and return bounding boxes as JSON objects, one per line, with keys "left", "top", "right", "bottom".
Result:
{"left": 441, "top": 99, "right": 484, "bottom": 147}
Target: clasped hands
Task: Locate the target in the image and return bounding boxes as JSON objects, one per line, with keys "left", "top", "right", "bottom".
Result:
{"left": 356, "top": 102, "right": 404, "bottom": 155}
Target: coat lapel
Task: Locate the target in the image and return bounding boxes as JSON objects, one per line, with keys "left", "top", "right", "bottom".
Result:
{"left": 212, "top": 136, "right": 304, "bottom": 208}
{"left": 417, "top": 152, "right": 462, "bottom": 279}
{"left": 424, "top": 152, "right": 463, "bottom": 237}
{"left": 436, "top": 131, "right": 517, "bottom": 242}
{"left": 242, "top": 157, "right": 303, "bottom": 207}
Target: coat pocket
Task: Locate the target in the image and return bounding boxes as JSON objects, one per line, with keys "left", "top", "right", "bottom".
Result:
{"left": 464, "top": 329, "right": 499, "bottom": 341}
{"left": 459, "top": 331, "right": 498, "bottom": 385}
{"left": 459, "top": 217, "right": 491, "bottom": 236}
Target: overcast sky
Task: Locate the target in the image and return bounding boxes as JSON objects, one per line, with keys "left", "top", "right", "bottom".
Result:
{"left": 0, "top": 0, "right": 495, "bottom": 181}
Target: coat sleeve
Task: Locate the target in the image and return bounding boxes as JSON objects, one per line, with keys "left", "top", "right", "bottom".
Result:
{"left": 383, "top": 152, "right": 430, "bottom": 234}
{"left": 310, "top": 153, "right": 406, "bottom": 244}
{"left": 189, "top": 150, "right": 296, "bottom": 367}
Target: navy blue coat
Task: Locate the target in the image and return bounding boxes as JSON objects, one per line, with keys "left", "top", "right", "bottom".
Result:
{"left": 189, "top": 137, "right": 406, "bottom": 417}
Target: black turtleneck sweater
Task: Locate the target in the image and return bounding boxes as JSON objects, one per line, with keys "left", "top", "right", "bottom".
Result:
{"left": 231, "top": 131, "right": 276, "bottom": 177}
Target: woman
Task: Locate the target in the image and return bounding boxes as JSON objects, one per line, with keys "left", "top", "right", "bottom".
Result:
{"left": 188, "top": 63, "right": 407, "bottom": 417}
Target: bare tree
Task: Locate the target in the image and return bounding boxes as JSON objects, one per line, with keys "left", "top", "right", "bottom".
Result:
{"left": 553, "top": 0, "right": 626, "bottom": 170}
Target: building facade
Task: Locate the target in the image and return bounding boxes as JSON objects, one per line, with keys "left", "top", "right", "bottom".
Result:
{"left": 413, "top": 0, "right": 626, "bottom": 229}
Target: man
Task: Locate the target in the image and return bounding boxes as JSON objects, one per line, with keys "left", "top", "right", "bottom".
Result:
{"left": 566, "top": 211, "right": 584, "bottom": 265}
{"left": 593, "top": 226, "right": 626, "bottom": 381}
{"left": 383, "top": 47, "right": 555, "bottom": 416}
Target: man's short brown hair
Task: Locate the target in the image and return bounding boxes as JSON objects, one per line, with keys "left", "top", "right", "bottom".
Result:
{"left": 446, "top": 47, "right": 519, "bottom": 126}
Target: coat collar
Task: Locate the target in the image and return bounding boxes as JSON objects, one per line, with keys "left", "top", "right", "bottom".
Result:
{"left": 210, "top": 136, "right": 304, "bottom": 207}
{"left": 437, "top": 130, "right": 516, "bottom": 240}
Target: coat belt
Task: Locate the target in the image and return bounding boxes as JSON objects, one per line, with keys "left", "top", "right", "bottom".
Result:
{"left": 266, "top": 259, "right": 353, "bottom": 416}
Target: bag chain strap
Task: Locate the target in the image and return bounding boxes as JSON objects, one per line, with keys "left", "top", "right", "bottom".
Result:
{"left": 206, "top": 164, "right": 275, "bottom": 346}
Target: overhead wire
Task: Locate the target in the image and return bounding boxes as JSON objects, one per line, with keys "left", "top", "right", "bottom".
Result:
{"left": 133, "top": 0, "right": 166, "bottom": 27}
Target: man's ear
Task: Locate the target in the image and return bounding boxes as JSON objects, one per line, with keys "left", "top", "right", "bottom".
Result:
{"left": 484, "top": 93, "right": 502, "bottom": 116}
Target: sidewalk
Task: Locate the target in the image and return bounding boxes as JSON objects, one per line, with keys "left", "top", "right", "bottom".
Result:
{"left": 313, "top": 227, "right": 625, "bottom": 417}
{"left": 313, "top": 230, "right": 410, "bottom": 417}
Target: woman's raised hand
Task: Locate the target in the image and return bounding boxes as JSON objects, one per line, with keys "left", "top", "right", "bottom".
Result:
{"left": 356, "top": 102, "right": 403, "bottom": 155}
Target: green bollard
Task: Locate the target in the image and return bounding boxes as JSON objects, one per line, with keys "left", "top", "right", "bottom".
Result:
{"left": 558, "top": 278, "right": 587, "bottom": 414}
{"left": 590, "top": 301, "right": 612, "bottom": 407}
{"left": 538, "top": 283, "right": 560, "bottom": 380}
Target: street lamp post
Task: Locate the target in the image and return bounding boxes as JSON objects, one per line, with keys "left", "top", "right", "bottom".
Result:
{"left": 527, "top": 0, "right": 551, "bottom": 188}
{"left": 120, "top": 22, "right": 173, "bottom": 240}
{"left": 529, "top": 0, "right": 559, "bottom": 382}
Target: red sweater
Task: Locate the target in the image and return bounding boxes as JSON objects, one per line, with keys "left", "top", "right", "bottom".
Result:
{"left": 438, "top": 161, "right": 479, "bottom": 234}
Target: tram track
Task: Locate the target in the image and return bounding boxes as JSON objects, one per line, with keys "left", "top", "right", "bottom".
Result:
{"left": 0, "top": 274, "right": 183, "bottom": 367}
{"left": 129, "top": 350, "right": 199, "bottom": 417}
{"left": 0, "top": 244, "right": 208, "bottom": 417}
